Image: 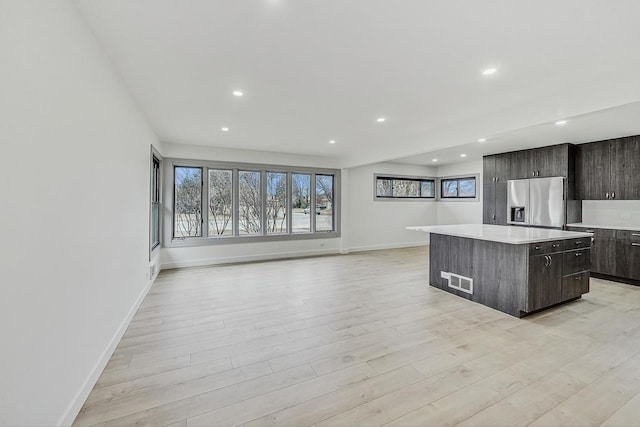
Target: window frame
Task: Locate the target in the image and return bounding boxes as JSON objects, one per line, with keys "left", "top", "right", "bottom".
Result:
{"left": 149, "top": 146, "right": 163, "bottom": 260}
{"left": 163, "top": 158, "right": 340, "bottom": 247}
{"left": 373, "top": 173, "right": 437, "bottom": 201}
{"left": 439, "top": 175, "right": 479, "bottom": 200}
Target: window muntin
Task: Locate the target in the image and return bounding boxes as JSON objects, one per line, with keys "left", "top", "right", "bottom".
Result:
{"left": 266, "top": 172, "right": 287, "bottom": 234}
{"left": 239, "top": 171, "right": 262, "bottom": 235}
{"left": 208, "top": 169, "right": 233, "bottom": 236}
{"left": 315, "top": 174, "right": 334, "bottom": 232}
{"left": 375, "top": 176, "right": 436, "bottom": 199}
{"left": 292, "top": 173, "right": 311, "bottom": 233}
{"left": 441, "top": 177, "right": 477, "bottom": 199}
{"left": 174, "top": 166, "right": 202, "bottom": 237}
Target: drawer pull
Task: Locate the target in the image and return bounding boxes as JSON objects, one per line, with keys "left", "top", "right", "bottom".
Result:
{"left": 575, "top": 241, "right": 582, "bottom": 245}
{"left": 632, "top": 243, "right": 640, "bottom": 247}
{"left": 632, "top": 233, "right": 640, "bottom": 237}
{"left": 552, "top": 244, "right": 559, "bottom": 248}
{"left": 575, "top": 252, "right": 582, "bottom": 257}
{"left": 535, "top": 246, "right": 541, "bottom": 250}
{"left": 575, "top": 276, "right": 582, "bottom": 280}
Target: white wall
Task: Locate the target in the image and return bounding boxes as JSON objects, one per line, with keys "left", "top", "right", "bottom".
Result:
{"left": 0, "top": 2, "right": 159, "bottom": 425}
{"left": 160, "top": 143, "right": 342, "bottom": 268}
{"left": 581, "top": 200, "right": 640, "bottom": 227}
{"left": 436, "top": 160, "right": 483, "bottom": 225}
{"left": 345, "top": 163, "right": 438, "bottom": 251}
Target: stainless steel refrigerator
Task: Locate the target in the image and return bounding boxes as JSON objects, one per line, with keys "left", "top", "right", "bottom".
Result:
{"left": 507, "top": 177, "right": 565, "bottom": 228}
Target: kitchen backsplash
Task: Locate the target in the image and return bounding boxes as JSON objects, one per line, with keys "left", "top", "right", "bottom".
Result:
{"left": 582, "top": 200, "right": 640, "bottom": 227}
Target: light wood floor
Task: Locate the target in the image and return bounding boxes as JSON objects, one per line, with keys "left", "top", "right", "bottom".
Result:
{"left": 73, "top": 247, "right": 640, "bottom": 426}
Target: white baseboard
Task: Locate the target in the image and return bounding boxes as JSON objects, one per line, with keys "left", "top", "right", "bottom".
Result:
{"left": 347, "top": 241, "right": 430, "bottom": 253}
{"left": 58, "top": 270, "right": 158, "bottom": 426}
{"left": 161, "top": 248, "right": 341, "bottom": 269}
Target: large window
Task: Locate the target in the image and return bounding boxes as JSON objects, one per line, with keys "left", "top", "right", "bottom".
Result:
{"left": 174, "top": 167, "right": 203, "bottom": 237}
{"left": 375, "top": 175, "right": 436, "bottom": 200}
{"left": 208, "top": 169, "right": 233, "bottom": 236}
{"left": 291, "top": 173, "right": 311, "bottom": 233}
{"left": 166, "top": 161, "right": 339, "bottom": 246}
{"left": 441, "top": 176, "right": 477, "bottom": 199}
{"left": 316, "top": 174, "right": 334, "bottom": 232}
{"left": 239, "top": 171, "right": 262, "bottom": 235}
{"left": 150, "top": 151, "right": 162, "bottom": 255}
{"left": 266, "top": 172, "right": 287, "bottom": 234}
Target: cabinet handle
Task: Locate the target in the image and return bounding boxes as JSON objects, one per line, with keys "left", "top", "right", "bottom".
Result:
{"left": 612, "top": 192, "right": 615, "bottom": 199}
{"left": 606, "top": 192, "right": 610, "bottom": 199}
{"left": 632, "top": 233, "right": 640, "bottom": 237}
{"left": 575, "top": 276, "right": 582, "bottom": 280}
{"left": 575, "top": 241, "right": 582, "bottom": 245}
{"left": 575, "top": 252, "right": 582, "bottom": 257}
{"left": 552, "top": 244, "right": 559, "bottom": 248}
{"left": 532, "top": 171, "right": 535, "bottom": 177}
{"left": 632, "top": 243, "right": 640, "bottom": 247}
{"left": 549, "top": 255, "right": 552, "bottom": 266}
{"left": 537, "top": 171, "right": 540, "bottom": 177}
{"left": 544, "top": 255, "right": 550, "bottom": 267}
{"left": 535, "top": 246, "right": 541, "bottom": 250}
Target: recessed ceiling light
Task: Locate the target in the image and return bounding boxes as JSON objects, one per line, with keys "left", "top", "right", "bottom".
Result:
{"left": 555, "top": 120, "right": 567, "bottom": 126}
{"left": 478, "top": 138, "right": 487, "bottom": 143}
{"left": 232, "top": 90, "right": 243, "bottom": 97}
{"left": 482, "top": 67, "right": 497, "bottom": 76}
{"left": 221, "top": 127, "right": 229, "bottom": 132}
{"left": 329, "top": 140, "right": 336, "bottom": 144}
{"left": 376, "top": 117, "right": 386, "bottom": 123}
{"left": 432, "top": 158, "right": 439, "bottom": 162}
{"left": 460, "top": 153, "right": 467, "bottom": 158}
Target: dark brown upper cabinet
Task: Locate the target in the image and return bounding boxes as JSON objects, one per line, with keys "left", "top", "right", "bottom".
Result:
{"left": 484, "top": 153, "right": 511, "bottom": 184}
{"left": 510, "top": 144, "right": 570, "bottom": 180}
{"left": 576, "top": 135, "right": 640, "bottom": 200}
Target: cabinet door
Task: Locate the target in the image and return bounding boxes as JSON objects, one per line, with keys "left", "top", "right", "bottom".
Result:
{"left": 482, "top": 183, "right": 496, "bottom": 224}
{"left": 611, "top": 136, "right": 640, "bottom": 200}
{"left": 591, "top": 237, "right": 616, "bottom": 275}
{"left": 615, "top": 239, "right": 640, "bottom": 280}
{"left": 536, "top": 144, "right": 569, "bottom": 178}
{"left": 575, "top": 141, "right": 612, "bottom": 200}
{"left": 483, "top": 156, "right": 496, "bottom": 183}
{"left": 495, "top": 182, "right": 508, "bottom": 225}
{"left": 528, "top": 253, "right": 562, "bottom": 311}
{"left": 494, "top": 153, "right": 511, "bottom": 183}
{"left": 510, "top": 150, "right": 530, "bottom": 180}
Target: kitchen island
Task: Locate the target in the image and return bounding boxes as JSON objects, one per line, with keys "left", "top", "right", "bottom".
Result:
{"left": 407, "top": 224, "right": 594, "bottom": 317}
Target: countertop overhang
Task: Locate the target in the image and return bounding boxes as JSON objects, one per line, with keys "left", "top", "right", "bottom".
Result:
{"left": 406, "top": 224, "right": 593, "bottom": 244}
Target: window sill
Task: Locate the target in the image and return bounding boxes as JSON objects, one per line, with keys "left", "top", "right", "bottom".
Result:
{"left": 165, "top": 231, "right": 340, "bottom": 248}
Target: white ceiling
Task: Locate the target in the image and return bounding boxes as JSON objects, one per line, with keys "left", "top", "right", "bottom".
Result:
{"left": 74, "top": 0, "right": 640, "bottom": 168}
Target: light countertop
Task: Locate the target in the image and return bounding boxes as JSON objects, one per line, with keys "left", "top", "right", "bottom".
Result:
{"left": 567, "top": 223, "right": 640, "bottom": 232}
{"left": 406, "top": 224, "right": 593, "bottom": 244}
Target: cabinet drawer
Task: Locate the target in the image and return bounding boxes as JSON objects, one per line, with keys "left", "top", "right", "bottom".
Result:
{"left": 562, "top": 271, "right": 590, "bottom": 300}
{"left": 616, "top": 230, "right": 640, "bottom": 241}
{"left": 563, "top": 248, "right": 591, "bottom": 275}
{"left": 564, "top": 237, "right": 590, "bottom": 251}
{"left": 529, "top": 240, "right": 564, "bottom": 255}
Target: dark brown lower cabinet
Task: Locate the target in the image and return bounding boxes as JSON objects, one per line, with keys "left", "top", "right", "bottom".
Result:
{"left": 562, "top": 271, "right": 590, "bottom": 300}
{"left": 615, "top": 239, "right": 640, "bottom": 281}
{"left": 567, "top": 226, "right": 640, "bottom": 283}
{"left": 528, "top": 253, "right": 563, "bottom": 312}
